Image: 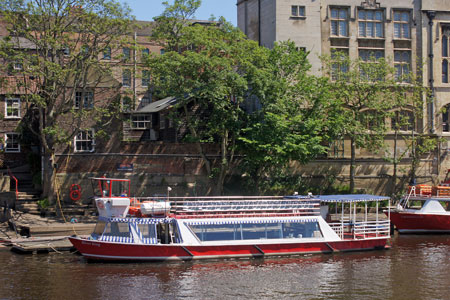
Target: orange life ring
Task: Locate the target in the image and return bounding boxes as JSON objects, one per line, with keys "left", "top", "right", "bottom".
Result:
{"left": 70, "top": 184, "right": 82, "bottom": 201}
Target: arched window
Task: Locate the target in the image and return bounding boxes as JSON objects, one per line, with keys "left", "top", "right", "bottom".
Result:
{"left": 442, "top": 26, "right": 450, "bottom": 83}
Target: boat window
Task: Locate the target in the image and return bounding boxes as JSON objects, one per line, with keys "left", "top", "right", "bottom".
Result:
{"left": 110, "top": 180, "right": 130, "bottom": 197}
{"left": 103, "top": 222, "right": 131, "bottom": 238}
{"left": 137, "top": 224, "right": 157, "bottom": 239}
{"left": 92, "top": 221, "right": 107, "bottom": 236}
{"left": 188, "top": 221, "right": 322, "bottom": 242}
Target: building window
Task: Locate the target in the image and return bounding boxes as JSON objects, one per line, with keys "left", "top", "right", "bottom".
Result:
{"left": 103, "top": 47, "right": 111, "bottom": 60}
{"left": 291, "top": 5, "right": 305, "bottom": 17}
{"left": 392, "top": 110, "right": 414, "bottom": 131}
{"left": 330, "top": 7, "right": 348, "bottom": 37}
{"left": 5, "top": 98, "right": 20, "bottom": 118}
{"left": 122, "top": 96, "right": 132, "bottom": 112}
{"left": 81, "top": 45, "right": 89, "bottom": 55}
{"left": 132, "top": 115, "right": 151, "bottom": 129}
{"left": 331, "top": 49, "right": 349, "bottom": 81}
{"left": 443, "top": 104, "right": 450, "bottom": 132}
{"left": 394, "top": 51, "right": 411, "bottom": 82}
{"left": 142, "top": 48, "right": 149, "bottom": 60}
{"left": 142, "top": 70, "right": 150, "bottom": 87}
{"left": 122, "top": 69, "right": 131, "bottom": 87}
{"left": 328, "top": 139, "right": 344, "bottom": 158}
{"left": 393, "top": 11, "right": 410, "bottom": 39}
{"left": 74, "top": 130, "right": 94, "bottom": 152}
{"left": 62, "top": 45, "right": 70, "bottom": 56}
{"left": 442, "top": 26, "right": 450, "bottom": 83}
{"left": 4, "top": 133, "right": 20, "bottom": 153}
{"left": 140, "top": 97, "right": 151, "bottom": 107}
{"left": 359, "top": 49, "right": 384, "bottom": 80}
{"left": 358, "top": 10, "right": 384, "bottom": 38}
{"left": 160, "top": 115, "right": 166, "bottom": 130}
{"left": 360, "top": 110, "right": 384, "bottom": 130}
{"left": 13, "top": 61, "right": 23, "bottom": 70}
{"left": 74, "top": 91, "right": 94, "bottom": 109}
{"left": 123, "top": 47, "right": 131, "bottom": 60}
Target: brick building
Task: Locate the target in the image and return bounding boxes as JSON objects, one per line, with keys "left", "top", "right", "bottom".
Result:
{"left": 0, "top": 18, "right": 214, "bottom": 203}
{"left": 237, "top": 0, "right": 450, "bottom": 192}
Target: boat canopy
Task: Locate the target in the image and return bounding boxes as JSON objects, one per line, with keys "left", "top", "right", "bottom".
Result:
{"left": 316, "top": 194, "right": 390, "bottom": 203}
{"left": 185, "top": 217, "right": 319, "bottom": 226}
{"left": 99, "top": 216, "right": 174, "bottom": 224}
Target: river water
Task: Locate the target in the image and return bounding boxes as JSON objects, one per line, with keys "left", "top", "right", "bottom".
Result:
{"left": 0, "top": 234, "right": 449, "bottom": 300}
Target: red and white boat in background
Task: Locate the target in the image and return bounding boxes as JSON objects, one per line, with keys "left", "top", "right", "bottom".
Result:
{"left": 69, "top": 178, "right": 391, "bottom": 261}
{"left": 389, "top": 182, "right": 450, "bottom": 234}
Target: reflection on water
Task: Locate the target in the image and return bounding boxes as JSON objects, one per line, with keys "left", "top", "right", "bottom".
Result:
{"left": 0, "top": 234, "right": 449, "bottom": 300}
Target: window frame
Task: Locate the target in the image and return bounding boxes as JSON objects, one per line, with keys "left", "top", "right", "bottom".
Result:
{"left": 123, "top": 47, "right": 131, "bottom": 60}
{"left": 393, "top": 10, "right": 411, "bottom": 40}
{"left": 4, "top": 133, "right": 20, "bottom": 153}
{"left": 122, "top": 69, "right": 131, "bottom": 87}
{"left": 291, "top": 5, "right": 305, "bottom": 18}
{"left": 5, "top": 97, "right": 21, "bottom": 118}
{"left": 142, "top": 70, "right": 150, "bottom": 87}
{"left": 74, "top": 90, "right": 94, "bottom": 109}
{"left": 442, "top": 25, "right": 450, "bottom": 83}
{"left": 74, "top": 129, "right": 95, "bottom": 153}
{"left": 131, "top": 114, "right": 151, "bottom": 129}
{"left": 103, "top": 47, "right": 111, "bottom": 60}
{"left": 394, "top": 50, "right": 411, "bottom": 83}
{"left": 330, "top": 7, "right": 349, "bottom": 37}
{"left": 391, "top": 110, "right": 415, "bottom": 132}
{"left": 358, "top": 9, "right": 384, "bottom": 38}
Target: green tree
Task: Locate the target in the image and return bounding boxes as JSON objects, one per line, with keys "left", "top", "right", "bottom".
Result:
{"left": 151, "top": 0, "right": 201, "bottom": 53}
{"left": 0, "top": 0, "right": 133, "bottom": 202}
{"left": 149, "top": 7, "right": 266, "bottom": 194}
{"left": 239, "top": 42, "right": 339, "bottom": 194}
{"left": 322, "top": 52, "right": 396, "bottom": 193}
{"left": 386, "top": 68, "right": 435, "bottom": 194}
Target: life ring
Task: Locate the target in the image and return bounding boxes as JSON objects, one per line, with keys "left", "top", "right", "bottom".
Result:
{"left": 70, "top": 184, "right": 82, "bottom": 201}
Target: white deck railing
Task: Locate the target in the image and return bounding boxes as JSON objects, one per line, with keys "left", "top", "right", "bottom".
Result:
{"left": 328, "top": 220, "right": 390, "bottom": 240}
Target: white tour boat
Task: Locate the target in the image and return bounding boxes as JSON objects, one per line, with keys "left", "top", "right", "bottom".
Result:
{"left": 69, "top": 178, "right": 391, "bottom": 261}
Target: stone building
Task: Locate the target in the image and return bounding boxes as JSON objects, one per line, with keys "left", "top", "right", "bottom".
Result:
{"left": 237, "top": 0, "right": 450, "bottom": 192}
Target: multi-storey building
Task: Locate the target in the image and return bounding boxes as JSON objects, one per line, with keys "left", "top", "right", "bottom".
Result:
{"left": 0, "top": 19, "right": 212, "bottom": 203}
{"left": 238, "top": 0, "right": 450, "bottom": 191}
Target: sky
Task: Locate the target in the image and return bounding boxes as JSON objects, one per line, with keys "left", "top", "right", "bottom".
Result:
{"left": 120, "top": 0, "right": 237, "bottom": 25}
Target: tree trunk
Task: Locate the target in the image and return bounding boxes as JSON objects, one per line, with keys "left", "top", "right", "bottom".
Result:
{"left": 350, "top": 137, "right": 356, "bottom": 193}
{"left": 392, "top": 130, "right": 398, "bottom": 195}
{"left": 42, "top": 153, "right": 56, "bottom": 204}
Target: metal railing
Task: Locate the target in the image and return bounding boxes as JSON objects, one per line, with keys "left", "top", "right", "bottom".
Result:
{"left": 133, "top": 196, "right": 321, "bottom": 218}
{"left": 7, "top": 167, "right": 18, "bottom": 199}
{"left": 328, "top": 220, "right": 390, "bottom": 240}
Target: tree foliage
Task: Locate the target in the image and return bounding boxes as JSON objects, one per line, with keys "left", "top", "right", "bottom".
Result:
{"left": 322, "top": 52, "right": 398, "bottom": 193}
{"left": 239, "top": 42, "right": 339, "bottom": 194}
{"left": 0, "top": 0, "right": 133, "bottom": 201}
{"left": 150, "top": 11, "right": 265, "bottom": 194}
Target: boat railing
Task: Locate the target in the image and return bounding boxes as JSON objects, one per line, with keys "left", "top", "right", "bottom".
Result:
{"left": 353, "top": 220, "right": 390, "bottom": 239}
{"left": 328, "top": 220, "right": 390, "bottom": 240}
{"left": 135, "top": 196, "right": 321, "bottom": 218}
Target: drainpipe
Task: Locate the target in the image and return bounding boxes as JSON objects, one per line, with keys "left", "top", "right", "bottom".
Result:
{"left": 133, "top": 31, "right": 137, "bottom": 110}
{"left": 258, "top": 0, "right": 261, "bottom": 46}
{"left": 426, "top": 11, "right": 436, "bottom": 134}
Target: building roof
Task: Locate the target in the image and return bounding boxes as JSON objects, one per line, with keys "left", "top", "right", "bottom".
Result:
{"left": 136, "top": 96, "right": 177, "bottom": 113}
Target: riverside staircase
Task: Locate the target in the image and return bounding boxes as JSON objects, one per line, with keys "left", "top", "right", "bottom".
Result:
{"left": 9, "top": 166, "right": 42, "bottom": 215}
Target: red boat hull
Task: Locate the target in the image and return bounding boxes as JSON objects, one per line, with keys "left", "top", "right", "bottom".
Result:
{"left": 389, "top": 211, "right": 450, "bottom": 233}
{"left": 69, "top": 237, "right": 389, "bottom": 261}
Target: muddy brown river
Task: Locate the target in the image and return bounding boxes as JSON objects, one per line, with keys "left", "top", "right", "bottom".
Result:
{"left": 0, "top": 233, "right": 449, "bottom": 300}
